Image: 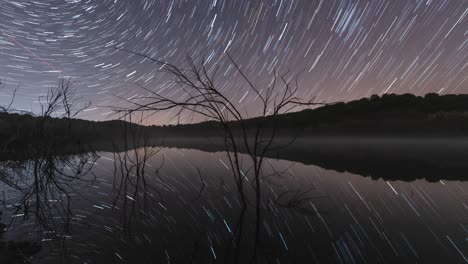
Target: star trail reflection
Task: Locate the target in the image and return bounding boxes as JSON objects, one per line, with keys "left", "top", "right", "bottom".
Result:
{"left": 1, "top": 147, "right": 467, "bottom": 263}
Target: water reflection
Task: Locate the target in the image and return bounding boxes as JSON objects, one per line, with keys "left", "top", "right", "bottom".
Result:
{"left": 0, "top": 150, "right": 97, "bottom": 263}
{"left": 0, "top": 144, "right": 467, "bottom": 263}
{"left": 153, "top": 137, "right": 468, "bottom": 182}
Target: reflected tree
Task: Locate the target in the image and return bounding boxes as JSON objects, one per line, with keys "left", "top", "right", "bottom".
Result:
{"left": 0, "top": 78, "right": 96, "bottom": 263}
{"left": 114, "top": 48, "right": 324, "bottom": 263}
{"left": 111, "top": 113, "right": 163, "bottom": 235}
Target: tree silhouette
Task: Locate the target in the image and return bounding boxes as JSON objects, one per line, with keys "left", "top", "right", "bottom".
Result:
{"left": 113, "top": 48, "right": 323, "bottom": 262}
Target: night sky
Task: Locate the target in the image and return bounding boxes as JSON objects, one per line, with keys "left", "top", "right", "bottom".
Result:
{"left": 0, "top": 0, "right": 467, "bottom": 123}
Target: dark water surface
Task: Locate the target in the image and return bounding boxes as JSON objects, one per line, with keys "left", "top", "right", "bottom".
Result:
{"left": 1, "top": 140, "right": 468, "bottom": 263}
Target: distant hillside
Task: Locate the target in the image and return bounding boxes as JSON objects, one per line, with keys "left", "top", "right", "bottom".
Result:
{"left": 1, "top": 93, "right": 468, "bottom": 154}
{"left": 0, "top": 112, "right": 144, "bottom": 153}
{"left": 267, "top": 92, "right": 468, "bottom": 136}
{"left": 167, "top": 93, "right": 468, "bottom": 137}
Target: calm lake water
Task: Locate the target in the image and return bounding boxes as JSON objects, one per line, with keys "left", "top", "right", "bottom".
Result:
{"left": 1, "top": 142, "right": 468, "bottom": 263}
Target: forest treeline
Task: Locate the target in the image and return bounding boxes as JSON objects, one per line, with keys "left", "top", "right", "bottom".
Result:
{"left": 264, "top": 92, "right": 468, "bottom": 136}
{"left": 157, "top": 92, "right": 468, "bottom": 137}
{"left": 2, "top": 92, "right": 468, "bottom": 154}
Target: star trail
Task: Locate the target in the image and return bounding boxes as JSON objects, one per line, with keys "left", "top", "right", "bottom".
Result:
{"left": 0, "top": 0, "right": 467, "bottom": 123}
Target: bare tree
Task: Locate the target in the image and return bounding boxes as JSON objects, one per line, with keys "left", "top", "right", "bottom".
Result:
{"left": 39, "top": 78, "right": 90, "bottom": 119}
{"left": 0, "top": 80, "right": 20, "bottom": 113}
{"left": 113, "top": 48, "right": 325, "bottom": 262}
{"left": 0, "top": 77, "right": 96, "bottom": 263}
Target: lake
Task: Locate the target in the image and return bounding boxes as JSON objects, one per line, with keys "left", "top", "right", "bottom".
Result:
{"left": 1, "top": 139, "right": 467, "bottom": 263}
